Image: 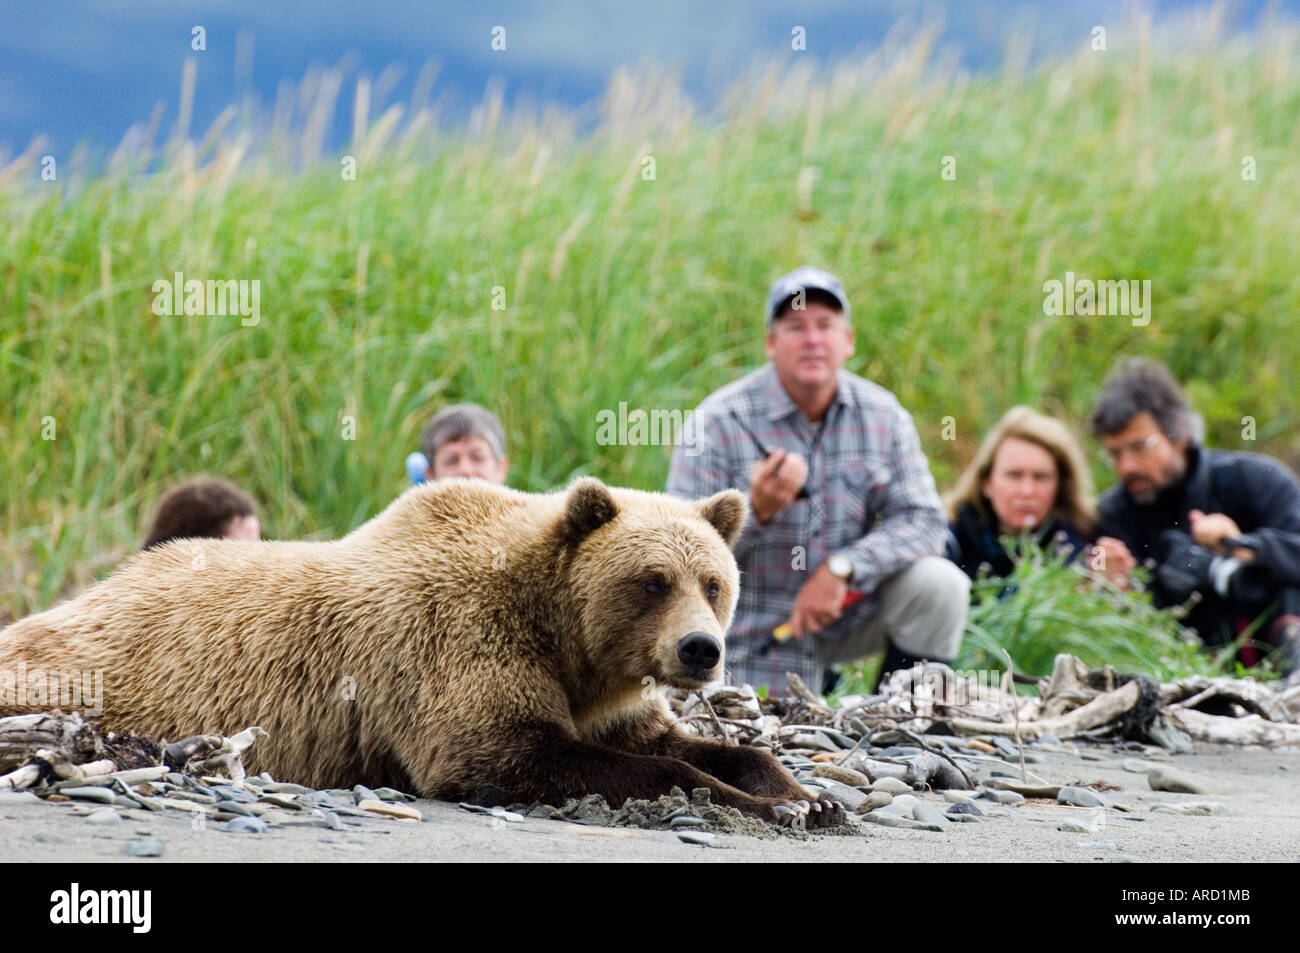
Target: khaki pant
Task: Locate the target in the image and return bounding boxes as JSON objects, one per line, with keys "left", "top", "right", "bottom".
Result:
{"left": 818, "top": 556, "right": 970, "bottom": 665}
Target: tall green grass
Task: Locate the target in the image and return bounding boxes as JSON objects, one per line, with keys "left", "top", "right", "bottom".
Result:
{"left": 3, "top": 11, "right": 1299, "bottom": 630}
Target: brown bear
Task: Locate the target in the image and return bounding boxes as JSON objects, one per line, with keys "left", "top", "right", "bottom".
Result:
{"left": 0, "top": 477, "right": 843, "bottom": 828}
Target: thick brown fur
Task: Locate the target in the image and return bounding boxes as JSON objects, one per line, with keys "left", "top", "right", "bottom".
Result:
{"left": 0, "top": 478, "right": 840, "bottom": 825}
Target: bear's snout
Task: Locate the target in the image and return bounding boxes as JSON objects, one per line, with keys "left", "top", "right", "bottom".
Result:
{"left": 676, "top": 632, "right": 721, "bottom": 672}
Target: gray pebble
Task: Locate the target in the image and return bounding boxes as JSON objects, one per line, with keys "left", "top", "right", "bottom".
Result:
{"left": 214, "top": 800, "right": 255, "bottom": 817}
{"left": 312, "top": 809, "right": 345, "bottom": 830}
{"left": 872, "top": 777, "right": 911, "bottom": 794}
{"left": 224, "top": 816, "right": 269, "bottom": 834}
{"left": 814, "top": 727, "right": 860, "bottom": 749}
{"left": 676, "top": 830, "right": 717, "bottom": 847}
{"left": 1150, "top": 802, "right": 1225, "bottom": 816}
{"left": 371, "top": 787, "right": 416, "bottom": 803}
{"left": 861, "top": 791, "right": 894, "bottom": 811}
{"left": 352, "top": 784, "right": 379, "bottom": 804}
{"left": 212, "top": 785, "right": 257, "bottom": 803}
{"left": 332, "top": 805, "right": 376, "bottom": 818}
{"left": 911, "top": 802, "right": 949, "bottom": 825}
{"left": 1079, "top": 750, "right": 1110, "bottom": 762}
{"left": 670, "top": 815, "right": 707, "bottom": 829}
{"left": 1147, "top": 767, "right": 1215, "bottom": 795}
{"left": 991, "top": 736, "right": 1021, "bottom": 759}
{"left": 1057, "top": 819, "right": 1101, "bottom": 834}
{"left": 84, "top": 809, "right": 122, "bottom": 826}
{"left": 947, "top": 800, "right": 983, "bottom": 817}
{"left": 1058, "top": 786, "right": 1107, "bottom": 808}
{"left": 259, "top": 793, "right": 304, "bottom": 810}
{"left": 59, "top": 786, "right": 117, "bottom": 804}
{"left": 858, "top": 812, "right": 943, "bottom": 832}
{"left": 259, "top": 781, "right": 314, "bottom": 795}
{"left": 120, "top": 837, "right": 165, "bottom": 857}
{"left": 979, "top": 790, "right": 1025, "bottom": 805}
{"left": 877, "top": 746, "right": 924, "bottom": 758}
{"left": 871, "top": 801, "right": 911, "bottom": 818}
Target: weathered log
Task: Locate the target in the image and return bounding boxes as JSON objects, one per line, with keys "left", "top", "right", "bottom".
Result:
{"left": 946, "top": 680, "right": 1142, "bottom": 740}
{"left": 1165, "top": 707, "right": 1300, "bottom": 747}
{"left": 1037, "top": 654, "right": 1096, "bottom": 719}
{"left": 0, "top": 711, "right": 101, "bottom": 772}
{"left": 0, "top": 763, "right": 42, "bottom": 791}
{"left": 1159, "top": 676, "right": 1293, "bottom": 721}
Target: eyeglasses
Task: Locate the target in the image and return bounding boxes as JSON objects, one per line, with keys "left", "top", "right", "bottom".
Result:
{"left": 1098, "top": 433, "right": 1161, "bottom": 464}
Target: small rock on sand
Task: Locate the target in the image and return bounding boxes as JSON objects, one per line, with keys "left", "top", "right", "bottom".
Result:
{"left": 872, "top": 777, "right": 911, "bottom": 794}
{"left": 812, "top": 764, "right": 872, "bottom": 787}
{"left": 1150, "top": 802, "right": 1225, "bottom": 816}
{"left": 358, "top": 799, "right": 422, "bottom": 821}
{"left": 1147, "top": 767, "right": 1215, "bottom": 795}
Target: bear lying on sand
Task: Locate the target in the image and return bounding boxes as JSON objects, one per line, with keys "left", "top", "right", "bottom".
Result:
{"left": 0, "top": 478, "right": 843, "bottom": 828}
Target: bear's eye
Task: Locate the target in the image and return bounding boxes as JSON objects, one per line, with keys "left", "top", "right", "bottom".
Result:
{"left": 705, "top": 581, "right": 721, "bottom": 601}
{"left": 643, "top": 579, "right": 669, "bottom": 596}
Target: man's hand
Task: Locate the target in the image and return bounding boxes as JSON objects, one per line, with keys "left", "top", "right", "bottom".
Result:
{"left": 749, "top": 448, "right": 808, "bottom": 524}
{"left": 1092, "top": 535, "right": 1137, "bottom": 589}
{"left": 780, "top": 564, "right": 848, "bottom": 640}
{"left": 1188, "top": 510, "right": 1250, "bottom": 559}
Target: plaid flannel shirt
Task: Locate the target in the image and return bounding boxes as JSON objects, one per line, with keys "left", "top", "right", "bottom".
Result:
{"left": 667, "top": 362, "right": 946, "bottom": 693}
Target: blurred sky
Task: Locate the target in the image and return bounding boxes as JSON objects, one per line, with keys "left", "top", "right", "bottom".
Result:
{"left": 0, "top": 0, "right": 1292, "bottom": 157}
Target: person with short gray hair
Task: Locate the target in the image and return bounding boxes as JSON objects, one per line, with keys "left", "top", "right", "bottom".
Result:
{"left": 414, "top": 403, "right": 510, "bottom": 484}
{"left": 1091, "top": 358, "right": 1300, "bottom": 674}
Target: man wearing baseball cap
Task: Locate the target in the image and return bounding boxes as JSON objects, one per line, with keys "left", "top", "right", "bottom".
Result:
{"left": 667, "top": 267, "right": 969, "bottom": 695}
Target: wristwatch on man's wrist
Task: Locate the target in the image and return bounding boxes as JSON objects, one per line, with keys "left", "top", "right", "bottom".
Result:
{"left": 827, "top": 553, "right": 854, "bottom": 584}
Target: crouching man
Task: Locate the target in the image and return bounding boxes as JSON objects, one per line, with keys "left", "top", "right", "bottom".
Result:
{"left": 667, "top": 267, "right": 968, "bottom": 695}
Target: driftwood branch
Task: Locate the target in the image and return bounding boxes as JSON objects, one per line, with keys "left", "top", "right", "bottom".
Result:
{"left": 947, "top": 680, "right": 1142, "bottom": 740}
{"left": 1165, "top": 707, "right": 1300, "bottom": 747}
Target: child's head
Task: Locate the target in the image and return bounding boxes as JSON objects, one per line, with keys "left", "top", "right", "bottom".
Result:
{"left": 143, "top": 476, "right": 260, "bottom": 550}
{"left": 420, "top": 403, "right": 509, "bottom": 484}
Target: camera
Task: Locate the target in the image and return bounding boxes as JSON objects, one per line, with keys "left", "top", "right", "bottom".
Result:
{"left": 1156, "top": 530, "right": 1272, "bottom": 604}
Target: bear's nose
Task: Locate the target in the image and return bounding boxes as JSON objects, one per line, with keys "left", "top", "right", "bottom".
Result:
{"left": 676, "top": 632, "right": 721, "bottom": 670}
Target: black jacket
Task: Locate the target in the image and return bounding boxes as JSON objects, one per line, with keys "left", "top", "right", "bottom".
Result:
{"left": 946, "top": 501, "right": 1089, "bottom": 584}
{"left": 1097, "top": 444, "right": 1300, "bottom": 644}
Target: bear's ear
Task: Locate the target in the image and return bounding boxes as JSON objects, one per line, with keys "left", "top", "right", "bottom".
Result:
{"left": 698, "top": 489, "right": 748, "bottom": 549}
{"left": 561, "top": 477, "right": 618, "bottom": 545}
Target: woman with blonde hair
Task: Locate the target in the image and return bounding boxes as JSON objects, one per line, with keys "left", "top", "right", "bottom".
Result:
{"left": 944, "top": 406, "right": 1097, "bottom": 581}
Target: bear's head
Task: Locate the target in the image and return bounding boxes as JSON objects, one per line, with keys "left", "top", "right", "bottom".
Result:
{"left": 559, "top": 477, "right": 746, "bottom": 692}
